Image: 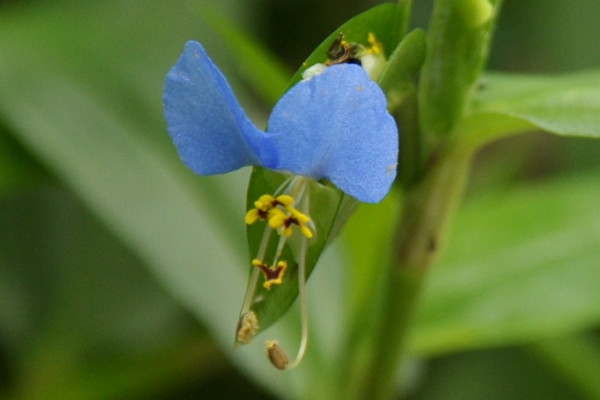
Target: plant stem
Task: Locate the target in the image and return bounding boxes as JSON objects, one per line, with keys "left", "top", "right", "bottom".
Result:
{"left": 349, "top": 137, "right": 476, "bottom": 400}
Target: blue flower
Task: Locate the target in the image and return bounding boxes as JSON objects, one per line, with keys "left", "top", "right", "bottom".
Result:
{"left": 164, "top": 40, "right": 398, "bottom": 203}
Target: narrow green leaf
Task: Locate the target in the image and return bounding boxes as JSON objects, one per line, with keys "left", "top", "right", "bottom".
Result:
{"left": 409, "top": 173, "right": 600, "bottom": 355}
{"left": 395, "top": 0, "right": 413, "bottom": 41}
{"left": 463, "top": 70, "right": 600, "bottom": 141}
{"left": 379, "top": 28, "right": 427, "bottom": 104}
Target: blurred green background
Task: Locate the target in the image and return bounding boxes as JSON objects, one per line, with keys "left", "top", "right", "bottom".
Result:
{"left": 1, "top": 0, "right": 599, "bottom": 399}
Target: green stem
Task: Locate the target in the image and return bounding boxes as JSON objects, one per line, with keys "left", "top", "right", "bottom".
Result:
{"left": 338, "top": 0, "right": 503, "bottom": 396}
{"left": 348, "top": 137, "right": 477, "bottom": 400}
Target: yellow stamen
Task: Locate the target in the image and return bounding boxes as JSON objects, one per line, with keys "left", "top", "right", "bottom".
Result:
{"left": 257, "top": 194, "right": 275, "bottom": 206}
{"left": 274, "top": 194, "right": 294, "bottom": 207}
{"left": 244, "top": 208, "right": 261, "bottom": 224}
{"left": 367, "top": 32, "right": 383, "bottom": 55}
{"left": 267, "top": 205, "right": 312, "bottom": 238}
{"left": 246, "top": 193, "right": 300, "bottom": 226}
{"left": 252, "top": 259, "right": 288, "bottom": 290}
{"left": 268, "top": 208, "right": 287, "bottom": 230}
{"left": 300, "top": 225, "right": 313, "bottom": 239}
{"left": 245, "top": 194, "right": 274, "bottom": 225}
{"left": 289, "top": 208, "right": 310, "bottom": 224}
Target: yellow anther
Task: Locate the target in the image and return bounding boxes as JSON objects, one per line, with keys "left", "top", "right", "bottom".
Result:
{"left": 252, "top": 259, "right": 265, "bottom": 267}
{"left": 244, "top": 208, "right": 262, "bottom": 224}
{"left": 288, "top": 208, "right": 313, "bottom": 238}
{"left": 257, "top": 194, "right": 275, "bottom": 206}
{"left": 367, "top": 32, "right": 383, "bottom": 55}
{"left": 268, "top": 207, "right": 313, "bottom": 238}
{"left": 289, "top": 208, "right": 310, "bottom": 224}
{"left": 299, "top": 225, "right": 313, "bottom": 239}
{"left": 246, "top": 192, "right": 312, "bottom": 237}
{"left": 275, "top": 194, "right": 294, "bottom": 207}
{"left": 245, "top": 194, "right": 277, "bottom": 225}
{"left": 252, "top": 259, "right": 288, "bottom": 290}
{"left": 268, "top": 209, "right": 288, "bottom": 230}
{"left": 245, "top": 193, "right": 299, "bottom": 225}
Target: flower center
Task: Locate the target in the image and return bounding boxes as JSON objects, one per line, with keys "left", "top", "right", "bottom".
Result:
{"left": 243, "top": 177, "right": 314, "bottom": 290}
{"left": 236, "top": 176, "right": 314, "bottom": 369}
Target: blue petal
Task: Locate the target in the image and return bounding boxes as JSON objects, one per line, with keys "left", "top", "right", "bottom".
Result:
{"left": 163, "top": 41, "right": 262, "bottom": 175}
{"left": 265, "top": 64, "right": 398, "bottom": 203}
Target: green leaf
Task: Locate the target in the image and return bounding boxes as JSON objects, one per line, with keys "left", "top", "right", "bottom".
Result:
{"left": 340, "top": 191, "right": 402, "bottom": 325}
{"left": 408, "top": 345, "right": 588, "bottom": 400}
{"left": 409, "top": 173, "right": 600, "bottom": 355}
{"left": 379, "top": 28, "right": 427, "bottom": 106}
{"left": 462, "top": 70, "right": 600, "bottom": 142}
{"left": 0, "top": 125, "right": 46, "bottom": 191}
{"left": 0, "top": 187, "right": 216, "bottom": 400}
{"left": 419, "top": 0, "right": 502, "bottom": 137}
{"left": 529, "top": 334, "right": 600, "bottom": 399}
{"left": 241, "top": 2, "right": 406, "bottom": 339}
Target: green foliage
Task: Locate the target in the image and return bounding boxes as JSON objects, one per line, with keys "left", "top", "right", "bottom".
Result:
{"left": 413, "top": 173, "right": 600, "bottom": 355}
{"left": 462, "top": 70, "right": 600, "bottom": 142}
{"left": 1, "top": 0, "right": 600, "bottom": 399}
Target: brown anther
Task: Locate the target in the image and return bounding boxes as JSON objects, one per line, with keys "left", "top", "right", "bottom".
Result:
{"left": 265, "top": 340, "right": 289, "bottom": 370}
{"left": 236, "top": 311, "right": 259, "bottom": 344}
